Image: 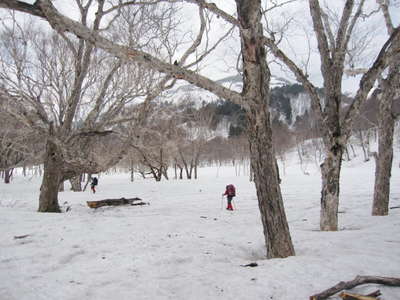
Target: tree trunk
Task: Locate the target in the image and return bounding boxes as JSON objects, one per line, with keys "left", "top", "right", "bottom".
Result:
{"left": 38, "top": 137, "right": 62, "bottom": 213}
{"left": 320, "top": 145, "right": 343, "bottom": 231}
{"left": 161, "top": 165, "right": 169, "bottom": 180}
{"left": 70, "top": 175, "right": 82, "bottom": 191}
{"left": 130, "top": 160, "right": 134, "bottom": 182}
{"left": 174, "top": 163, "right": 177, "bottom": 179}
{"left": 358, "top": 130, "right": 370, "bottom": 162}
{"left": 58, "top": 181, "right": 64, "bottom": 192}
{"left": 178, "top": 150, "right": 192, "bottom": 179}
{"left": 236, "top": 0, "right": 295, "bottom": 258}
{"left": 4, "top": 168, "right": 13, "bottom": 184}
{"left": 372, "top": 92, "right": 396, "bottom": 215}
{"left": 179, "top": 166, "right": 183, "bottom": 179}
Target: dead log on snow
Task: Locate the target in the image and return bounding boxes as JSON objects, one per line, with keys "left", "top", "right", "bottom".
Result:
{"left": 310, "top": 276, "right": 400, "bottom": 300}
{"left": 87, "top": 197, "right": 148, "bottom": 208}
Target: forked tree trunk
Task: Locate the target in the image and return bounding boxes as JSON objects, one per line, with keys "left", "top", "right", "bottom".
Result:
{"left": 372, "top": 90, "right": 396, "bottom": 216}
{"left": 236, "top": 0, "right": 295, "bottom": 258}
{"left": 38, "top": 136, "right": 62, "bottom": 213}
{"left": 320, "top": 145, "right": 343, "bottom": 231}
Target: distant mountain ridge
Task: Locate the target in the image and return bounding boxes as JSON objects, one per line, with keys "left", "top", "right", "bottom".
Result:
{"left": 164, "top": 74, "right": 314, "bottom": 127}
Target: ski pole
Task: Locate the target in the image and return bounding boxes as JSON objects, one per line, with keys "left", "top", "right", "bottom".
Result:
{"left": 221, "top": 195, "right": 224, "bottom": 210}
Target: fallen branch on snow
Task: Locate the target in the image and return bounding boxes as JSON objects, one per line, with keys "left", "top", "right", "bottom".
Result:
{"left": 87, "top": 197, "right": 148, "bottom": 208}
{"left": 309, "top": 275, "right": 400, "bottom": 300}
{"left": 13, "top": 234, "right": 30, "bottom": 239}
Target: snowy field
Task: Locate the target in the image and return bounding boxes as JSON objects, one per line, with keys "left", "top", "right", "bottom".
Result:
{"left": 1, "top": 151, "right": 400, "bottom": 300}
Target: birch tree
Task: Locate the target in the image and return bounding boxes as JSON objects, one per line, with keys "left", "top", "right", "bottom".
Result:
{"left": 0, "top": 0, "right": 296, "bottom": 258}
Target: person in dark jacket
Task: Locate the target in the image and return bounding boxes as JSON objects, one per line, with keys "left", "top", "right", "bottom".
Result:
{"left": 222, "top": 184, "right": 236, "bottom": 210}
{"left": 91, "top": 177, "right": 98, "bottom": 193}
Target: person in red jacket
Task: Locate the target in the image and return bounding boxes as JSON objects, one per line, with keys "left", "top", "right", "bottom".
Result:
{"left": 223, "top": 184, "right": 236, "bottom": 210}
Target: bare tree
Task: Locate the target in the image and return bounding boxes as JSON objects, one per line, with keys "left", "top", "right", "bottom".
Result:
{"left": 0, "top": 6, "right": 161, "bottom": 212}
{"left": 372, "top": 0, "right": 400, "bottom": 216}
{"left": 0, "top": 104, "right": 43, "bottom": 181}
{"left": 129, "top": 116, "right": 173, "bottom": 182}
{"left": 263, "top": 0, "right": 400, "bottom": 230}
{"left": 0, "top": 0, "right": 296, "bottom": 258}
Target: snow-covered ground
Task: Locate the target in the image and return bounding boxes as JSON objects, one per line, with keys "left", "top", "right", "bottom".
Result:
{"left": 1, "top": 150, "right": 400, "bottom": 300}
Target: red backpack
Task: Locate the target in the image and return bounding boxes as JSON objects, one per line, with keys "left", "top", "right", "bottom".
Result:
{"left": 226, "top": 184, "right": 236, "bottom": 197}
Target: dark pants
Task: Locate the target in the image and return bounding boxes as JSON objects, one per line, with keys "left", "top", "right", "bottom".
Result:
{"left": 227, "top": 196, "right": 233, "bottom": 210}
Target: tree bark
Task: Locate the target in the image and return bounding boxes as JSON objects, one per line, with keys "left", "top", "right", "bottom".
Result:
{"left": 58, "top": 181, "right": 64, "bottom": 192}
{"left": 87, "top": 197, "right": 144, "bottom": 208}
{"left": 236, "top": 0, "right": 295, "bottom": 258}
{"left": 4, "top": 168, "right": 13, "bottom": 184}
{"left": 372, "top": 67, "right": 399, "bottom": 215}
{"left": 320, "top": 143, "right": 343, "bottom": 231}
{"left": 38, "top": 134, "right": 62, "bottom": 213}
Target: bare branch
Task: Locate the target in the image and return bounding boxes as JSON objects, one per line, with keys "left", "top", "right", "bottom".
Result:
{"left": 309, "top": 0, "right": 333, "bottom": 73}
{"left": 343, "top": 26, "right": 400, "bottom": 140}
{"left": 26, "top": 0, "right": 244, "bottom": 108}
{"left": 0, "top": 0, "right": 44, "bottom": 18}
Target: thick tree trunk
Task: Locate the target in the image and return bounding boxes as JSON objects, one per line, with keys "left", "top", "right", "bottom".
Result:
{"left": 320, "top": 145, "right": 343, "bottom": 231}
{"left": 247, "top": 114, "right": 295, "bottom": 258}
{"left": 236, "top": 0, "right": 295, "bottom": 258}
{"left": 372, "top": 94, "right": 396, "bottom": 215}
{"left": 58, "top": 181, "right": 64, "bottom": 192}
{"left": 38, "top": 137, "right": 62, "bottom": 213}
